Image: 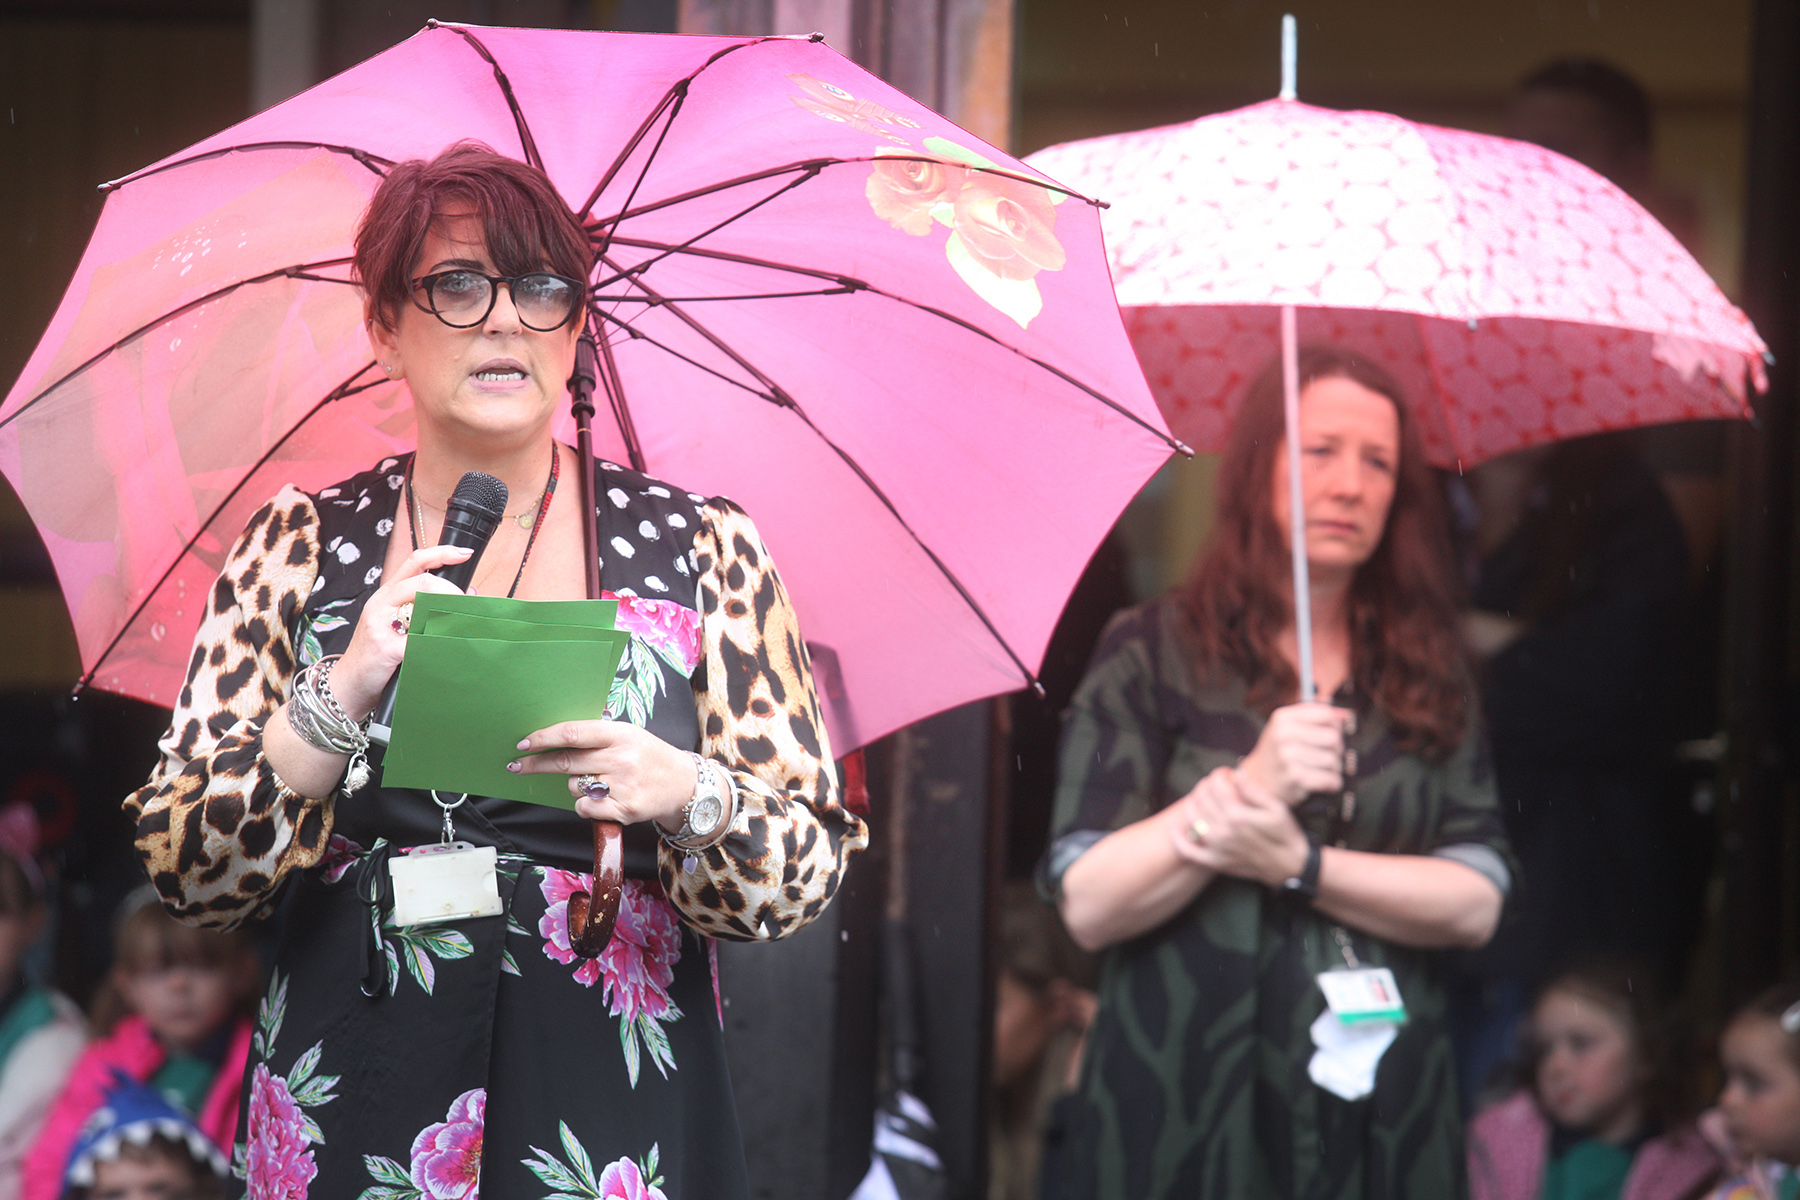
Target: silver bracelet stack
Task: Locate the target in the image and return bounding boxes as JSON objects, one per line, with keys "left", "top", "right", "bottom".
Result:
{"left": 285, "top": 655, "right": 372, "bottom": 795}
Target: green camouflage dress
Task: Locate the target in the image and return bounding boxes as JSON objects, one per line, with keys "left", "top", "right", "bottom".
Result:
{"left": 1044, "top": 597, "right": 1509, "bottom": 1200}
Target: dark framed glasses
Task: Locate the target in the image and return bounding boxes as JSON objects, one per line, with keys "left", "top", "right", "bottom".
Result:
{"left": 410, "top": 269, "right": 586, "bottom": 331}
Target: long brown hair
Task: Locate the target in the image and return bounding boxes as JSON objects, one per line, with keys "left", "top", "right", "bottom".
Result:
{"left": 1175, "top": 346, "right": 1470, "bottom": 757}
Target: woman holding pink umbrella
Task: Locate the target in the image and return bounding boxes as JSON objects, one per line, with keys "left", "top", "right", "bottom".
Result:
{"left": 124, "top": 143, "right": 865, "bottom": 1199}
{"left": 1044, "top": 347, "right": 1512, "bottom": 1198}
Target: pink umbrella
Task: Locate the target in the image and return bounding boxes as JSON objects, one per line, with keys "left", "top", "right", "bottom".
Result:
{"left": 1025, "top": 53, "right": 1766, "bottom": 695}
{"left": 0, "top": 22, "right": 1175, "bottom": 753}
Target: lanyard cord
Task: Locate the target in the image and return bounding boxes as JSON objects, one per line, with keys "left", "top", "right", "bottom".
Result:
{"left": 406, "top": 444, "right": 560, "bottom": 599}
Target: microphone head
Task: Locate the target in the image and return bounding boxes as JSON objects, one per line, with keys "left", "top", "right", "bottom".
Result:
{"left": 448, "top": 471, "right": 508, "bottom": 519}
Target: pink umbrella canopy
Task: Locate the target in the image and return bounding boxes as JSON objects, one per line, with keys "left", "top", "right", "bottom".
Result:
{"left": 0, "top": 23, "right": 1174, "bottom": 752}
{"left": 1026, "top": 98, "right": 1767, "bottom": 468}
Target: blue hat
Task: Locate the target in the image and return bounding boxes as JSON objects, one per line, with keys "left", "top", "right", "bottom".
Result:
{"left": 63, "top": 1071, "right": 230, "bottom": 1193}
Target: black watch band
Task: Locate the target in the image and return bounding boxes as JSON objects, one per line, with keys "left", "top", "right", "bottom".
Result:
{"left": 1280, "top": 833, "right": 1322, "bottom": 902}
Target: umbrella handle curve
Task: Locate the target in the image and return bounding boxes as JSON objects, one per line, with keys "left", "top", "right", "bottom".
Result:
{"left": 567, "top": 820, "right": 625, "bottom": 958}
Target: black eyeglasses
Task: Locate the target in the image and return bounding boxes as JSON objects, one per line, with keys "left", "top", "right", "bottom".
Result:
{"left": 410, "top": 269, "right": 585, "bottom": 331}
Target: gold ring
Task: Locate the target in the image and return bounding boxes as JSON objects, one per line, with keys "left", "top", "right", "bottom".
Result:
{"left": 1189, "top": 818, "right": 1209, "bottom": 844}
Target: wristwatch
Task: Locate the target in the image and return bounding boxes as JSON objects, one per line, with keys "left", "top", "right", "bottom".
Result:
{"left": 1280, "top": 832, "right": 1322, "bottom": 902}
{"left": 666, "top": 752, "right": 729, "bottom": 847}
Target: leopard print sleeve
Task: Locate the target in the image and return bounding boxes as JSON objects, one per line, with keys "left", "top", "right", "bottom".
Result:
{"left": 659, "top": 500, "right": 870, "bottom": 941}
{"left": 124, "top": 488, "right": 335, "bottom": 930}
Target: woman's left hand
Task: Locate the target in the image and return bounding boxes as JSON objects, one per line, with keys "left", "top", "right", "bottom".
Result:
{"left": 1172, "top": 768, "right": 1310, "bottom": 888}
{"left": 508, "top": 720, "right": 698, "bottom": 831}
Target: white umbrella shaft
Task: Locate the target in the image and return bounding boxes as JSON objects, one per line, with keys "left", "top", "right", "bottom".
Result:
{"left": 1282, "top": 304, "right": 1316, "bottom": 701}
{"left": 1279, "top": 14, "right": 1297, "bottom": 101}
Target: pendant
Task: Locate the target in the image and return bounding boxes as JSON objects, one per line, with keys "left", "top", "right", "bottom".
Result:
{"left": 517, "top": 508, "right": 537, "bottom": 530}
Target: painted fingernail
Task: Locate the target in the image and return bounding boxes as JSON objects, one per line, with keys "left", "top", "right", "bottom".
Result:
{"left": 506, "top": 761, "right": 521, "bottom": 773}
{"left": 517, "top": 739, "right": 530, "bottom": 750}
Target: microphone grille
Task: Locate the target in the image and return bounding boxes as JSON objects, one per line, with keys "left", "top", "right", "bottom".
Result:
{"left": 449, "top": 471, "right": 509, "bottom": 519}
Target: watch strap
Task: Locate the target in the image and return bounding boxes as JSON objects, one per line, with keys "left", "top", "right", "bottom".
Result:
{"left": 1281, "top": 832, "right": 1322, "bottom": 902}
{"left": 661, "top": 753, "right": 736, "bottom": 851}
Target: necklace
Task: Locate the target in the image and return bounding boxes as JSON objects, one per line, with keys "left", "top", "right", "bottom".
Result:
{"left": 406, "top": 444, "right": 560, "bottom": 599}
{"left": 413, "top": 480, "right": 550, "bottom": 529}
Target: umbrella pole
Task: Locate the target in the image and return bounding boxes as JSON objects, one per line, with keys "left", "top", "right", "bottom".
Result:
{"left": 567, "top": 316, "right": 624, "bottom": 957}
{"left": 1281, "top": 304, "right": 1317, "bottom": 702}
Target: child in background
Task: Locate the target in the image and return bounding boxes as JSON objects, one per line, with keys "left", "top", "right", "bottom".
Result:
{"left": 1710, "top": 984, "right": 1800, "bottom": 1200}
{"left": 59, "top": 1073, "right": 229, "bottom": 1200}
{"left": 0, "top": 803, "right": 86, "bottom": 1199}
{"left": 22, "top": 891, "right": 258, "bottom": 1200}
{"left": 1468, "top": 961, "right": 1721, "bottom": 1200}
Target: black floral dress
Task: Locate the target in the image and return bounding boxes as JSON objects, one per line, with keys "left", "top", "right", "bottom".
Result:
{"left": 127, "top": 453, "right": 866, "bottom": 1200}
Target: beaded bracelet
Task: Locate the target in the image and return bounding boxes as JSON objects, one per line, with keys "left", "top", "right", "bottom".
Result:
{"left": 284, "top": 655, "right": 372, "bottom": 795}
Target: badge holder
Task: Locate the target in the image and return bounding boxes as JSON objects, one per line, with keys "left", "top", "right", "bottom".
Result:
{"left": 1307, "top": 928, "right": 1407, "bottom": 1100}
{"left": 1316, "top": 926, "right": 1407, "bottom": 1025}
{"left": 389, "top": 791, "right": 503, "bottom": 928}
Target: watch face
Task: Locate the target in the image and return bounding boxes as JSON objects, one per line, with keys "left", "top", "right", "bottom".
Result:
{"left": 689, "top": 794, "right": 724, "bottom": 835}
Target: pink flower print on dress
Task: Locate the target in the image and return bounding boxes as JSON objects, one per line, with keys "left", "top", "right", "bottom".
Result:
{"left": 408, "top": 1088, "right": 484, "bottom": 1200}
{"left": 538, "top": 868, "right": 603, "bottom": 987}
{"left": 599, "top": 880, "right": 683, "bottom": 1025}
{"left": 318, "top": 834, "right": 365, "bottom": 884}
{"left": 597, "top": 1155, "right": 670, "bottom": 1200}
{"left": 245, "top": 1064, "right": 318, "bottom": 1200}
{"left": 537, "top": 871, "right": 685, "bottom": 1085}
{"left": 604, "top": 593, "right": 703, "bottom": 677}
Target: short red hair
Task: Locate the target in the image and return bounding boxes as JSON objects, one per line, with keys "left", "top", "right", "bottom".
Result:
{"left": 354, "top": 141, "right": 592, "bottom": 331}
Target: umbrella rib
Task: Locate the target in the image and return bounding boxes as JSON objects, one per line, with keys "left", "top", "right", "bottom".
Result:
{"left": 596, "top": 267, "right": 1043, "bottom": 692}
{"left": 437, "top": 23, "right": 546, "bottom": 171}
{"left": 99, "top": 143, "right": 395, "bottom": 192}
{"left": 580, "top": 86, "right": 687, "bottom": 222}
{"left": 589, "top": 307, "right": 779, "bottom": 404}
{"left": 589, "top": 305, "right": 648, "bottom": 473}
{"left": 586, "top": 88, "right": 688, "bottom": 268}
{"left": 595, "top": 159, "right": 836, "bottom": 227}
{"left": 1, "top": 259, "right": 356, "bottom": 433}
{"left": 598, "top": 254, "right": 792, "bottom": 401}
{"left": 601, "top": 236, "right": 1184, "bottom": 452}
{"left": 595, "top": 156, "right": 1089, "bottom": 229}
{"left": 578, "top": 36, "right": 773, "bottom": 220}
{"left": 592, "top": 167, "right": 825, "bottom": 294}
{"left": 597, "top": 287, "right": 856, "bottom": 303}
{"left": 75, "top": 364, "right": 389, "bottom": 696}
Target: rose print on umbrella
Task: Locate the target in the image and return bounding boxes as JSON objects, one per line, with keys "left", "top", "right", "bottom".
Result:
{"left": 538, "top": 871, "right": 683, "bottom": 1087}
{"left": 787, "top": 73, "right": 919, "bottom": 145}
{"left": 865, "top": 139, "right": 1066, "bottom": 329}
{"left": 522, "top": 1128, "right": 668, "bottom": 1200}
{"left": 239, "top": 972, "right": 339, "bottom": 1199}
{"left": 361, "top": 1088, "right": 484, "bottom": 1200}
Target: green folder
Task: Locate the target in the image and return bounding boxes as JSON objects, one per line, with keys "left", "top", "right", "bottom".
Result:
{"left": 380, "top": 593, "right": 630, "bottom": 810}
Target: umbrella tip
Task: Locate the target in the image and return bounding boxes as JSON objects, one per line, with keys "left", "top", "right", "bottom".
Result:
{"left": 1174, "top": 439, "right": 1196, "bottom": 457}
{"left": 808, "top": 30, "right": 825, "bottom": 42}
{"left": 1279, "top": 14, "right": 1297, "bottom": 101}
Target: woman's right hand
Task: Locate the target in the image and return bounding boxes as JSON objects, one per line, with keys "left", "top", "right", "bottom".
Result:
{"left": 329, "top": 545, "right": 472, "bottom": 719}
{"left": 1238, "top": 702, "right": 1352, "bottom": 805}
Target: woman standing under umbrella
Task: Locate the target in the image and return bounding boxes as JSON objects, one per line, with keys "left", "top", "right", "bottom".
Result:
{"left": 125, "top": 144, "right": 865, "bottom": 1198}
{"left": 1044, "top": 348, "right": 1511, "bottom": 1198}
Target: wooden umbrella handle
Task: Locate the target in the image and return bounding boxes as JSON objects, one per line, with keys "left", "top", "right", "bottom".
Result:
{"left": 567, "top": 819, "right": 624, "bottom": 958}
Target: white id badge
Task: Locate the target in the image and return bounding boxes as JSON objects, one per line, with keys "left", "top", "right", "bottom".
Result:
{"left": 389, "top": 843, "right": 503, "bottom": 927}
{"left": 1316, "top": 967, "right": 1407, "bottom": 1025}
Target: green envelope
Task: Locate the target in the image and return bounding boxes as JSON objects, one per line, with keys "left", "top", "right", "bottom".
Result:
{"left": 379, "top": 593, "right": 630, "bottom": 810}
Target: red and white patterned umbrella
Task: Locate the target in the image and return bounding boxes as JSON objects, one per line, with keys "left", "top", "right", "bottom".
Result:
{"left": 1028, "top": 97, "right": 1767, "bottom": 469}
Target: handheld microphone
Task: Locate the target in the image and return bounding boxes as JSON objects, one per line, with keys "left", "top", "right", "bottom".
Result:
{"left": 366, "top": 470, "right": 509, "bottom": 746}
